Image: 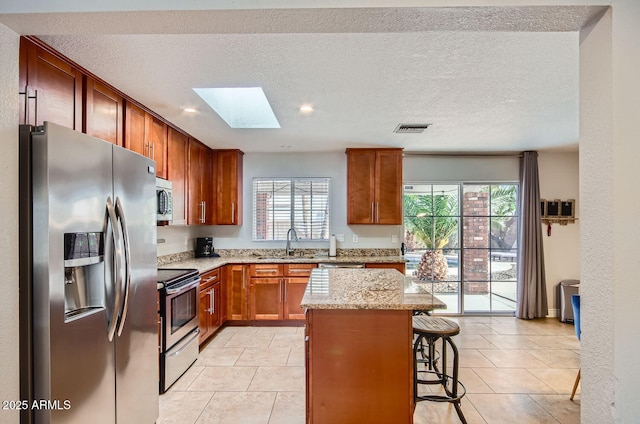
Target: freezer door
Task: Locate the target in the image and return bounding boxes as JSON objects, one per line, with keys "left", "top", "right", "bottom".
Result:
{"left": 30, "top": 122, "right": 116, "bottom": 423}
{"left": 112, "top": 145, "right": 159, "bottom": 424}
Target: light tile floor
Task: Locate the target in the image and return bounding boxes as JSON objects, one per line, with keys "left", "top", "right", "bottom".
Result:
{"left": 158, "top": 317, "right": 580, "bottom": 424}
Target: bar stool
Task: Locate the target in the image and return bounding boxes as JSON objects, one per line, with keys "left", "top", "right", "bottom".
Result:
{"left": 413, "top": 315, "right": 467, "bottom": 424}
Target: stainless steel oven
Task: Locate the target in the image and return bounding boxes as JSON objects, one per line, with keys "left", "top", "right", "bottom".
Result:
{"left": 158, "top": 268, "right": 200, "bottom": 393}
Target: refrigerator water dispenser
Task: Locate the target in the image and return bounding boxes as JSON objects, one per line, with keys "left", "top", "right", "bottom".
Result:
{"left": 63, "top": 232, "right": 105, "bottom": 321}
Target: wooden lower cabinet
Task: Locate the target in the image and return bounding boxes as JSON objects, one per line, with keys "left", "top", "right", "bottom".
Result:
{"left": 365, "top": 262, "right": 406, "bottom": 274}
{"left": 198, "top": 269, "right": 221, "bottom": 345}
{"left": 306, "top": 309, "right": 414, "bottom": 424}
{"left": 284, "top": 277, "right": 309, "bottom": 320}
{"left": 284, "top": 264, "right": 316, "bottom": 320}
{"left": 248, "top": 263, "right": 316, "bottom": 321}
{"left": 225, "top": 264, "right": 249, "bottom": 321}
{"left": 250, "top": 277, "right": 283, "bottom": 320}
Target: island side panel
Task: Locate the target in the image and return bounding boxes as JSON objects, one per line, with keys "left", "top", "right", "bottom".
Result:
{"left": 306, "top": 309, "right": 414, "bottom": 424}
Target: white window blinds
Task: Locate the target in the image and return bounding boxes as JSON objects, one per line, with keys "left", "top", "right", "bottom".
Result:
{"left": 253, "top": 178, "right": 331, "bottom": 241}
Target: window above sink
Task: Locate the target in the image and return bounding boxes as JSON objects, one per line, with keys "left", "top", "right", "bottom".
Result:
{"left": 253, "top": 177, "right": 331, "bottom": 242}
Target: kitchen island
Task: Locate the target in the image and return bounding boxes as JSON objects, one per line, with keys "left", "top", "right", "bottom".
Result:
{"left": 301, "top": 268, "right": 445, "bottom": 424}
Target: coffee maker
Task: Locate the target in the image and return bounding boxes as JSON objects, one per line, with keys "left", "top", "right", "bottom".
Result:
{"left": 195, "top": 237, "right": 217, "bottom": 257}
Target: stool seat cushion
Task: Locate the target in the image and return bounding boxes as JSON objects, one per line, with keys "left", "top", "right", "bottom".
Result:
{"left": 413, "top": 316, "right": 460, "bottom": 336}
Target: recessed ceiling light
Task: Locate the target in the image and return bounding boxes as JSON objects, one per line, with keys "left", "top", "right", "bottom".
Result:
{"left": 299, "top": 104, "right": 314, "bottom": 114}
{"left": 184, "top": 107, "right": 197, "bottom": 113}
{"left": 193, "top": 87, "right": 280, "bottom": 129}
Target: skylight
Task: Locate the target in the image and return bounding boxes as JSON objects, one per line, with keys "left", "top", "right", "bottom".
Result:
{"left": 193, "top": 87, "right": 280, "bottom": 129}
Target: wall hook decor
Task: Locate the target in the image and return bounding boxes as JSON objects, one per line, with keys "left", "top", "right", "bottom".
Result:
{"left": 540, "top": 198, "right": 577, "bottom": 232}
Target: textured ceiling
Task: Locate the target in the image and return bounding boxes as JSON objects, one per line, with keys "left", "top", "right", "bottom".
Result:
{"left": 0, "top": 6, "right": 606, "bottom": 153}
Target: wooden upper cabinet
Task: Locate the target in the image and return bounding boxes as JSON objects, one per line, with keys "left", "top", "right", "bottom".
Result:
{"left": 124, "top": 102, "right": 147, "bottom": 155}
{"left": 19, "top": 37, "right": 82, "bottom": 130}
{"left": 187, "top": 139, "right": 213, "bottom": 225}
{"left": 346, "top": 148, "right": 403, "bottom": 225}
{"left": 167, "top": 127, "right": 188, "bottom": 225}
{"left": 84, "top": 76, "right": 123, "bottom": 146}
{"left": 215, "top": 149, "right": 244, "bottom": 225}
{"left": 374, "top": 149, "right": 403, "bottom": 224}
{"left": 124, "top": 103, "right": 168, "bottom": 178}
{"left": 346, "top": 149, "right": 376, "bottom": 224}
{"left": 145, "top": 115, "right": 168, "bottom": 179}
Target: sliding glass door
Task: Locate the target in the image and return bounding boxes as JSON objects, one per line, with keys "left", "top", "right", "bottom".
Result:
{"left": 403, "top": 183, "right": 518, "bottom": 314}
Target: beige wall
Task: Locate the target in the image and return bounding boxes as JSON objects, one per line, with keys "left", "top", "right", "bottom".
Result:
{"left": 538, "top": 151, "right": 580, "bottom": 316}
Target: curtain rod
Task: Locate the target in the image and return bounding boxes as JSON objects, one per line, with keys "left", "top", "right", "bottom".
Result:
{"left": 403, "top": 152, "right": 524, "bottom": 158}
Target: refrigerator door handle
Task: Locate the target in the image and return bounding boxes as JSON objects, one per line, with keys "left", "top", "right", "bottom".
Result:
{"left": 115, "top": 197, "right": 132, "bottom": 337}
{"left": 106, "top": 197, "right": 123, "bottom": 342}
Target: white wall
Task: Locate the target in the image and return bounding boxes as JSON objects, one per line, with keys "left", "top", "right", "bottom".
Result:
{"left": 404, "top": 155, "right": 520, "bottom": 183}
{"left": 0, "top": 24, "right": 20, "bottom": 423}
{"left": 538, "top": 152, "right": 580, "bottom": 317}
{"left": 610, "top": 1, "right": 640, "bottom": 422}
{"left": 579, "top": 8, "right": 615, "bottom": 423}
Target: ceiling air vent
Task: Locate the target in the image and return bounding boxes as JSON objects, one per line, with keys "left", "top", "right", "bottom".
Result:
{"left": 393, "top": 123, "right": 431, "bottom": 134}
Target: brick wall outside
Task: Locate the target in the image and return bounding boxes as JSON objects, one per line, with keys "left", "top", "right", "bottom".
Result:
{"left": 463, "top": 191, "right": 489, "bottom": 294}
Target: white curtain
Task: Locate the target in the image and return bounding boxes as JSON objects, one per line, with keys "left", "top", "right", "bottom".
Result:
{"left": 516, "top": 151, "right": 548, "bottom": 319}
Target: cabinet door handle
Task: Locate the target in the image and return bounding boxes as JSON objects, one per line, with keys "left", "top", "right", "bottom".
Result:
{"left": 210, "top": 287, "right": 215, "bottom": 314}
{"left": 19, "top": 85, "right": 31, "bottom": 125}
{"left": 203, "top": 201, "right": 206, "bottom": 223}
{"left": 376, "top": 202, "right": 379, "bottom": 222}
{"left": 288, "top": 268, "right": 310, "bottom": 274}
{"left": 282, "top": 277, "right": 286, "bottom": 301}
{"left": 231, "top": 202, "right": 235, "bottom": 224}
{"left": 151, "top": 143, "right": 155, "bottom": 160}
{"left": 371, "top": 202, "right": 375, "bottom": 222}
{"left": 32, "top": 89, "right": 39, "bottom": 126}
{"left": 255, "top": 269, "right": 279, "bottom": 274}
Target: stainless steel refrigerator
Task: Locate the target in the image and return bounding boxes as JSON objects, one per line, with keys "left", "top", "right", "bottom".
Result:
{"left": 19, "top": 122, "right": 159, "bottom": 424}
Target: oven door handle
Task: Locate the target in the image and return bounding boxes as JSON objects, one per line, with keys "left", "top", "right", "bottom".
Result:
{"left": 165, "top": 278, "right": 201, "bottom": 295}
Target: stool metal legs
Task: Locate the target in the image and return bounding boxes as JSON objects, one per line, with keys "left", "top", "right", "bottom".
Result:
{"left": 413, "top": 333, "right": 467, "bottom": 424}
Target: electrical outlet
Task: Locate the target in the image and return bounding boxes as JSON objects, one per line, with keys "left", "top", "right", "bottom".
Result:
{"left": 336, "top": 234, "right": 345, "bottom": 242}
{"left": 391, "top": 235, "right": 398, "bottom": 243}
{"left": 352, "top": 234, "right": 359, "bottom": 243}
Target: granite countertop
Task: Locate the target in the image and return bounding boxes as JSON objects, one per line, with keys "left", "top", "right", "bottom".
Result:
{"left": 300, "top": 268, "right": 446, "bottom": 311}
{"left": 159, "top": 254, "right": 407, "bottom": 274}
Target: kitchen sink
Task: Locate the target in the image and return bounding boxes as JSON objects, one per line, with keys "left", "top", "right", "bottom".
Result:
{"left": 255, "top": 255, "right": 319, "bottom": 260}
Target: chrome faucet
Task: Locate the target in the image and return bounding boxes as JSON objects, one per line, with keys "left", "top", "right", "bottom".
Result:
{"left": 286, "top": 227, "right": 298, "bottom": 256}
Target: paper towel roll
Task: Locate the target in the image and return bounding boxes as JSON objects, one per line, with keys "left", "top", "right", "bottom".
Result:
{"left": 329, "top": 234, "right": 337, "bottom": 257}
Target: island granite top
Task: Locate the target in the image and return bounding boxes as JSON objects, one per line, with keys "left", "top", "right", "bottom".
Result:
{"left": 300, "top": 268, "right": 446, "bottom": 310}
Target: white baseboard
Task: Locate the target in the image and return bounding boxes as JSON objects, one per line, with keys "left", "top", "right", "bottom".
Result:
{"left": 548, "top": 308, "right": 559, "bottom": 318}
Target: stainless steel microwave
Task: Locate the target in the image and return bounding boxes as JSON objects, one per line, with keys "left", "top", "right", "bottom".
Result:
{"left": 156, "top": 177, "right": 173, "bottom": 223}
